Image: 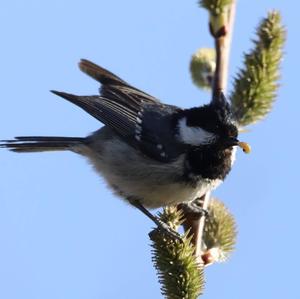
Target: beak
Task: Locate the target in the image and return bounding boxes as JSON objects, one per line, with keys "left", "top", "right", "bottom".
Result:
{"left": 226, "top": 137, "right": 251, "bottom": 154}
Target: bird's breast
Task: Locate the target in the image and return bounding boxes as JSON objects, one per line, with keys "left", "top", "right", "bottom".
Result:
{"left": 185, "top": 146, "right": 235, "bottom": 181}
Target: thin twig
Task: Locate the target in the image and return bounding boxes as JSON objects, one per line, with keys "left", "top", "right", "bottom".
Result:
{"left": 194, "top": 192, "right": 211, "bottom": 258}
{"left": 183, "top": 0, "right": 237, "bottom": 263}
{"left": 213, "top": 0, "right": 236, "bottom": 97}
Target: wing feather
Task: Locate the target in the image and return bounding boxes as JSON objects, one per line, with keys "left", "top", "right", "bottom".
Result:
{"left": 51, "top": 60, "right": 184, "bottom": 162}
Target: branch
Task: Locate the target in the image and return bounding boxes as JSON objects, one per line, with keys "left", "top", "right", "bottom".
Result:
{"left": 212, "top": 0, "right": 236, "bottom": 96}
{"left": 185, "top": 0, "right": 236, "bottom": 263}
{"left": 150, "top": 6, "right": 285, "bottom": 299}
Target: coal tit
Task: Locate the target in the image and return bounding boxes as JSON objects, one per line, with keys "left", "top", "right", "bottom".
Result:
{"left": 1, "top": 59, "right": 250, "bottom": 231}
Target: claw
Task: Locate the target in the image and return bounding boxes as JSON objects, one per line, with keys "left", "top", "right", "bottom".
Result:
{"left": 179, "top": 200, "right": 209, "bottom": 219}
{"left": 153, "top": 217, "right": 182, "bottom": 242}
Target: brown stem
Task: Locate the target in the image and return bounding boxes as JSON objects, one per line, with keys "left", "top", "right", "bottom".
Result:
{"left": 182, "top": 0, "right": 237, "bottom": 263}
{"left": 213, "top": 37, "right": 227, "bottom": 98}
{"left": 213, "top": 1, "right": 236, "bottom": 97}
{"left": 184, "top": 192, "right": 211, "bottom": 258}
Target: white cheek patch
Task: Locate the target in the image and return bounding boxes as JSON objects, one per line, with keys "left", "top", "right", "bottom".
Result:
{"left": 230, "top": 146, "right": 237, "bottom": 166}
{"left": 178, "top": 117, "right": 216, "bottom": 146}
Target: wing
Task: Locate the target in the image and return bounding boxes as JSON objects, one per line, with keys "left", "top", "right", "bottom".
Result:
{"left": 51, "top": 60, "right": 185, "bottom": 162}
{"left": 79, "top": 59, "right": 159, "bottom": 104}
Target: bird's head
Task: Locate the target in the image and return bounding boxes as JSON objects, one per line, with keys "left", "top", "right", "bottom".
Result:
{"left": 176, "top": 97, "right": 250, "bottom": 153}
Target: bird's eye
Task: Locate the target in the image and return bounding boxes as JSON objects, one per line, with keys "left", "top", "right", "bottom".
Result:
{"left": 227, "top": 126, "right": 238, "bottom": 138}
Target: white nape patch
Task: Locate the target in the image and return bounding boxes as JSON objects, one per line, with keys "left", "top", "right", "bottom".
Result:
{"left": 178, "top": 117, "right": 216, "bottom": 146}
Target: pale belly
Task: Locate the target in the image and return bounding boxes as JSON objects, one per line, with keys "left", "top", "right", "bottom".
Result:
{"left": 76, "top": 128, "right": 223, "bottom": 209}
{"left": 116, "top": 178, "right": 222, "bottom": 209}
{"left": 83, "top": 148, "right": 222, "bottom": 209}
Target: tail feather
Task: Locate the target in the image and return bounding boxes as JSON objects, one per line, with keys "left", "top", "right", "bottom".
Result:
{"left": 0, "top": 136, "right": 85, "bottom": 153}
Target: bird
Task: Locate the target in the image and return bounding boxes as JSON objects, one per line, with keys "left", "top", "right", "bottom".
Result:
{"left": 1, "top": 59, "right": 250, "bottom": 235}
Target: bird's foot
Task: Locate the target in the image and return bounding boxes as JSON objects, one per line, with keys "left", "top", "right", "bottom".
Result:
{"left": 151, "top": 216, "right": 182, "bottom": 242}
{"left": 179, "top": 198, "right": 209, "bottom": 219}
{"left": 128, "top": 198, "right": 182, "bottom": 242}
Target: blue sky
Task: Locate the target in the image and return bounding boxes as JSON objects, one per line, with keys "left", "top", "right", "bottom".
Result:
{"left": 0, "top": 1, "right": 297, "bottom": 298}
